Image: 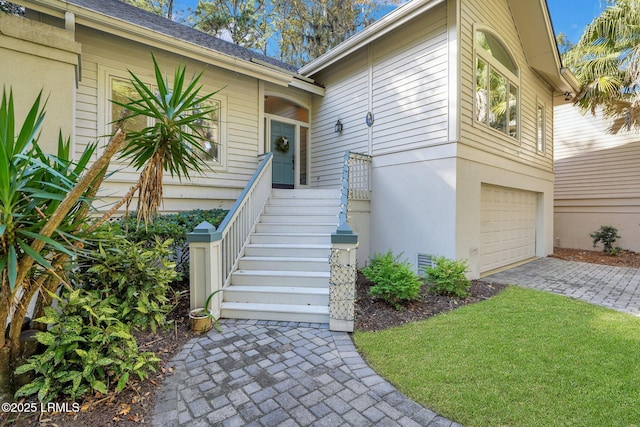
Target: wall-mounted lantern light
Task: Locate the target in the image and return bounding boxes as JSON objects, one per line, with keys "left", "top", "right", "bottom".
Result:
{"left": 335, "top": 119, "right": 343, "bottom": 133}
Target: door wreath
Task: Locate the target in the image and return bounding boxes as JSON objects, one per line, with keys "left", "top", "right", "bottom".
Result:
{"left": 275, "top": 136, "right": 290, "bottom": 153}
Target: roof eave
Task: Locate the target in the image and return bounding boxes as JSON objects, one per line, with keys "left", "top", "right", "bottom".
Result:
{"left": 18, "top": 0, "right": 296, "bottom": 87}
{"left": 509, "top": 0, "right": 581, "bottom": 95}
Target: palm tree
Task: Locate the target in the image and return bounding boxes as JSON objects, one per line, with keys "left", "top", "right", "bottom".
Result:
{"left": 564, "top": 0, "right": 640, "bottom": 132}
{"left": 0, "top": 55, "right": 217, "bottom": 398}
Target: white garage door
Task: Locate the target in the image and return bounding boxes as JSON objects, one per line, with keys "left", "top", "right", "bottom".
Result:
{"left": 480, "top": 184, "right": 537, "bottom": 273}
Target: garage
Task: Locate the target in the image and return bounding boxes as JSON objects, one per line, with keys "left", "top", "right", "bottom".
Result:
{"left": 480, "top": 184, "right": 538, "bottom": 273}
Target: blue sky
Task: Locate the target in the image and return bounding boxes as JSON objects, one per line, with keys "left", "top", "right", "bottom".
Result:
{"left": 547, "top": 0, "right": 607, "bottom": 43}
{"left": 173, "top": 0, "right": 609, "bottom": 46}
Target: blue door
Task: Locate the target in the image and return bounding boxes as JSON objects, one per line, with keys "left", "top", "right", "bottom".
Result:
{"left": 271, "top": 121, "right": 295, "bottom": 188}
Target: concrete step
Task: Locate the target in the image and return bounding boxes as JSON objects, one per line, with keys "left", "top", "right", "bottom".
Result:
{"left": 262, "top": 205, "right": 339, "bottom": 215}
{"left": 221, "top": 302, "right": 329, "bottom": 324}
{"left": 266, "top": 197, "right": 340, "bottom": 208}
{"left": 270, "top": 188, "right": 340, "bottom": 199}
{"left": 237, "top": 256, "right": 330, "bottom": 272}
{"left": 254, "top": 223, "right": 337, "bottom": 234}
{"left": 223, "top": 285, "right": 329, "bottom": 305}
{"left": 259, "top": 214, "right": 338, "bottom": 224}
{"left": 250, "top": 233, "right": 331, "bottom": 245}
{"left": 244, "top": 244, "right": 331, "bottom": 258}
{"left": 230, "top": 270, "right": 330, "bottom": 287}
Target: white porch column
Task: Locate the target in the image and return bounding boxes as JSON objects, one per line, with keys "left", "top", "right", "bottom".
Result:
{"left": 187, "top": 221, "right": 222, "bottom": 319}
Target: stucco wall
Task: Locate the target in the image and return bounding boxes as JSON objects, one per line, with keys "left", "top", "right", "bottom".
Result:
{"left": 0, "top": 13, "right": 80, "bottom": 154}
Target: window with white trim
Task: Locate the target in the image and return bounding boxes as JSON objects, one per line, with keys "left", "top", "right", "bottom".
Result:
{"left": 103, "top": 67, "right": 226, "bottom": 168}
{"left": 475, "top": 29, "right": 519, "bottom": 139}
{"left": 536, "top": 102, "right": 546, "bottom": 154}
{"left": 193, "top": 98, "right": 222, "bottom": 164}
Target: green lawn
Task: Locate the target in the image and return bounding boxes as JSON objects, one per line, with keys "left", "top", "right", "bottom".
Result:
{"left": 353, "top": 287, "right": 640, "bottom": 426}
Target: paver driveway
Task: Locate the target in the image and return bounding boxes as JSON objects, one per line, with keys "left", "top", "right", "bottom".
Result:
{"left": 483, "top": 257, "right": 640, "bottom": 316}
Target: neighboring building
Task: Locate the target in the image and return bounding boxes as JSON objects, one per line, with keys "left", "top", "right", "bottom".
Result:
{"left": 2, "top": 0, "right": 577, "bottom": 289}
{"left": 554, "top": 103, "right": 640, "bottom": 252}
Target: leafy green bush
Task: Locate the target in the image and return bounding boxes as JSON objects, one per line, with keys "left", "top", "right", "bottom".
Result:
{"left": 113, "top": 209, "right": 227, "bottom": 277}
{"left": 15, "top": 288, "right": 160, "bottom": 403}
{"left": 590, "top": 225, "right": 621, "bottom": 254}
{"left": 73, "top": 231, "right": 178, "bottom": 333}
{"left": 362, "top": 251, "right": 422, "bottom": 309}
{"left": 425, "top": 256, "right": 471, "bottom": 298}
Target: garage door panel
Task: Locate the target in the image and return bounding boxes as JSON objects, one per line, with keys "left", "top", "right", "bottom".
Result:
{"left": 480, "top": 185, "right": 537, "bottom": 272}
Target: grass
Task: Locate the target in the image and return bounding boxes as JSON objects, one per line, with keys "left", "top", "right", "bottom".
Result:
{"left": 353, "top": 287, "right": 640, "bottom": 426}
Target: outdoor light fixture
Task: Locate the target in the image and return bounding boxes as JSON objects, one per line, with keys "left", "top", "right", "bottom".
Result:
{"left": 335, "top": 119, "right": 343, "bottom": 133}
{"left": 564, "top": 92, "right": 572, "bottom": 101}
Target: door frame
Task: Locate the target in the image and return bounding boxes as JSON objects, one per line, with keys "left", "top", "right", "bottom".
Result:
{"left": 265, "top": 114, "right": 310, "bottom": 189}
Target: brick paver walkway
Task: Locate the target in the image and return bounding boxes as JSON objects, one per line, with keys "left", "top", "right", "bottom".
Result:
{"left": 153, "top": 257, "right": 640, "bottom": 426}
{"left": 153, "top": 320, "right": 458, "bottom": 426}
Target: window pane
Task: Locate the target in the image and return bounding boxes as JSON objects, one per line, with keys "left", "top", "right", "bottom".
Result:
{"left": 195, "top": 99, "right": 221, "bottom": 162}
{"left": 111, "top": 78, "right": 147, "bottom": 133}
{"left": 476, "top": 58, "right": 488, "bottom": 124}
{"left": 537, "top": 104, "right": 545, "bottom": 151}
{"left": 508, "top": 83, "right": 518, "bottom": 138}
{"left": 300, "top": 127, "right": 308, "bottom": 186}
{"left": 489, "top": 70, "right": 507, "bottom": 133}
{"left": 265, "top": 96, "right": 308, "bottom": 122}
{"left": 476, "top": 30, "right": 517, "bottom": 75}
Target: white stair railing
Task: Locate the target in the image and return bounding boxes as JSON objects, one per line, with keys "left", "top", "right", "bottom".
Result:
{"left": 347, "top": 152, "right": 372, "bottom": 201}
{"left": 217, "top": 153, "right": 273, "bottom": 286}
{"left": 187, "top": 153, "right": 273, "bottom": 315}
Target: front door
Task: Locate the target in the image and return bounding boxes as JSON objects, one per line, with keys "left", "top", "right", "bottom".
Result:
{"left": 271, "top": 121, "right": 295, "bottom": 188}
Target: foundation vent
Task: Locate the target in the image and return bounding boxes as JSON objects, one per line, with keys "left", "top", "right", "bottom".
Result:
{"left": 417, "top": 253, "right": 435, "bottom": 276}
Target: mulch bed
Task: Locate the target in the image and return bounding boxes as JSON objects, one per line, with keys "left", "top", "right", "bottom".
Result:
{"left": 550, "top": 246, "right": 640, "bottom": 268}
{"left": 354, "top": 272, "right": 507, "bottom": 332}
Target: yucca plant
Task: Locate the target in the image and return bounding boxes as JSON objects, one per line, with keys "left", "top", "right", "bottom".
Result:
{"left": 0, "top": 55, "right": 220, "bottom": 400}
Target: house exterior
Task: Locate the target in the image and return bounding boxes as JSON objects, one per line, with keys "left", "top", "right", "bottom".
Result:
{"left": 3, "top": 0, "right": 578, "bottom": 305}
{"left": 300, "top": 0, "right": 579, "bottom": 278}
{"left": 554, "top": 103, "right": 640, "bottom": 252}
{"left": 1, "top": 0, "right": 321, "bottom": 213}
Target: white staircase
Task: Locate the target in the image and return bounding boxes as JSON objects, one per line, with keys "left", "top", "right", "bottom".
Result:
{"left": 220, "top": 188, "right": 340, "bottom": 323}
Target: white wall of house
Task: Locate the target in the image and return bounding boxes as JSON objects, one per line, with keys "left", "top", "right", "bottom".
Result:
{"left": 0, "top": 13, "right": 80, "bottom": 154}
{"left": 554, "top": 103, "right": 640, "bottom": 252}
{"left": 307, "top": 0, "right": 559, "bottom": 277}
{"left": 73, "top": 27, "right": 273, "bottom": 212}
{"left": 457, "top": 0, "right": 556, "bottom": 276}
{"left": 309, "top": 3, "right": 452, "bottom": 267}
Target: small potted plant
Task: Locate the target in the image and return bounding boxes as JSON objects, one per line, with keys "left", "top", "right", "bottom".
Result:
{"left": 189, "top": 290, "right": 223, "bottom": 333}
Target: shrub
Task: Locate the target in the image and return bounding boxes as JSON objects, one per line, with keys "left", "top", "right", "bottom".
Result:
{"left": 73, "top": 230, "right": 178, "bottom": 334}
{"left": 425, "top": 256, "right": 471, "bottom": 298}
{"left": 113, "top": 209, "right": 228, "bottom": 278}
{"left": 15, "top": 288, "right": 160, "bottom": 403}
{"left": 590, "top": 225, "right": 621, "bottom": 254}
{"left": 362, "top": 251, "right": 422, "bottom": 309}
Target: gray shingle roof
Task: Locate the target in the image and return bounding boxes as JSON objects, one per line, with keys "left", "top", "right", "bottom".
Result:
{"left": 67, "top": 0, "right": 298, "bottom": 73}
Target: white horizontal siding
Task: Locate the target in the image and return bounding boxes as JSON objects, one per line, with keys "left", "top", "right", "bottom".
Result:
{"left": 308, "top": 3, "right": 449, "bottom": 187}
{"left": 310, "top": 49, "right": 370, "bottom": 188}
{"left": 459, "top": 0, "right": 554, "bottom": 173}
{"left": 371, "top": 7, "right": 449, "bottom": 155}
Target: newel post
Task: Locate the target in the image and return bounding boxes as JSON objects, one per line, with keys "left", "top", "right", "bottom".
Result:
{"left": 329, "top": 223, "right": 358, "bottom": 332}
{"left": 187, "top": 221, "right": 222, "bottom": 319}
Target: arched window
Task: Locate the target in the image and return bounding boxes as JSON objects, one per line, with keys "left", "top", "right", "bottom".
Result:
{"left": 475, "top": 29, "right": 519, "bottom": 139}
